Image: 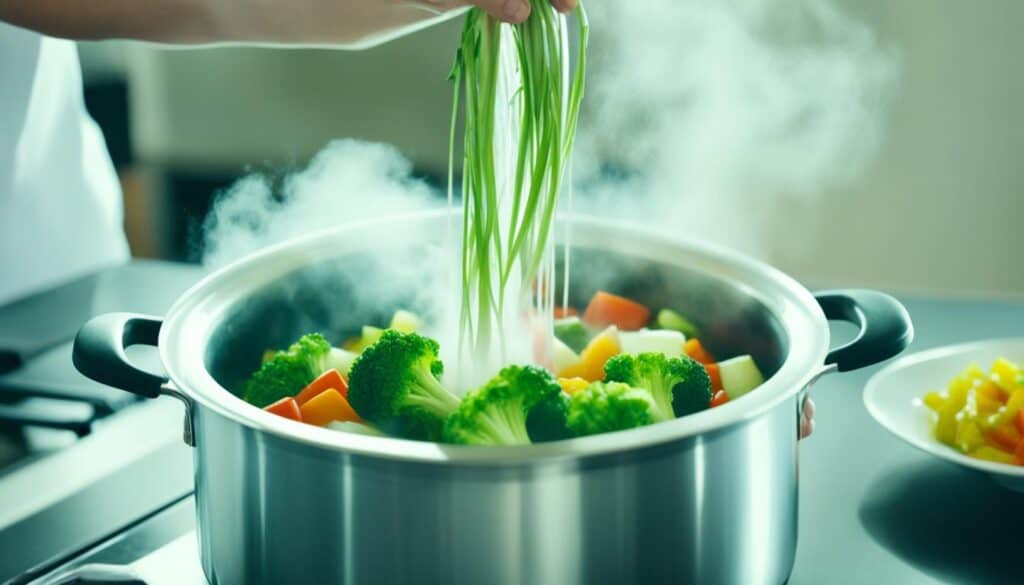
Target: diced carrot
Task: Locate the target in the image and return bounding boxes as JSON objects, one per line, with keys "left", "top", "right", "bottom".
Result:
{"left": 296, "top": 369, "right": 348, "bottom": 404}
{"left": 1017, "top": 410, "right": 1024, "bottom": 436}
{"left": 300, "top": 388, "right": 362, "bottom": 427}
{"left": 1016, "top": 437, "right": 1024, "bottom": 466}
{"left": 684, "top": 339, "right": 716, "bottom": 365}
{"left": 985, "top": 424, "right": 1021, "bottom": 454}
{"left": 264, "top": 397, "right": 303, "bottom": 422}
{"left": 554, "top": 306, "right": 579, "bottom": 319}
{"left": 710, "top": 390, "right": 730, "bottom": 408}
{"left": 582, "top": 291, "right": 651, "bottom": 331}
{"left": 705, "top": 363, "right": 723, "bottom": 392}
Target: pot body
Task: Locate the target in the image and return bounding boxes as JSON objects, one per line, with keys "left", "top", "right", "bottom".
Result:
{"left": 71, "top": 213, "right": 913, "bottom": 585}
{"left": 192, "top": 393, "right": 800, "bottom": 585}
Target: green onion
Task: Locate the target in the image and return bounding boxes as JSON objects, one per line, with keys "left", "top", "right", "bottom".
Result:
{"left": 449, "top": 1, "right": 588, "bottom": 373}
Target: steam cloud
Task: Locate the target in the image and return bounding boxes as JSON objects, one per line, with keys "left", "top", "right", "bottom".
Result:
{"left": 201, "top": 139, "right": 440, "bottom": 267}
{"left": 199, "top": 0, "right": 896, "bottom": 386}
{"left": 572, "top": 0, "right": 897, "bottom": 258}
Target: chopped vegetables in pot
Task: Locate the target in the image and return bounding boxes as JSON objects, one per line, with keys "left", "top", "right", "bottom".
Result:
{"left": 241, "top": 293, "right": 767, "bottom": 444}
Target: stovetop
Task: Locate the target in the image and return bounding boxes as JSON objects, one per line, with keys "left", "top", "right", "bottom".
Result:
{"left": 0, "top": 261, "right": 204, "bottom": 583}
{"left": 1, "top": 260, "right": 1021, "bottom": 585}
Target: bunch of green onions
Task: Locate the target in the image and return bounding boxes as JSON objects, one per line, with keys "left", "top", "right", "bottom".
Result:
{"left": 448, "top": 1, "right": 589, "bottom": 370}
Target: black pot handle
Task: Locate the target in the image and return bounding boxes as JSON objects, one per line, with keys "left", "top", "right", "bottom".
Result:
{"left": 815, "top": 289, "right": 914, "bottom": 372}
{"left": 72, "top": 313, "right": 168, "bottom": 399}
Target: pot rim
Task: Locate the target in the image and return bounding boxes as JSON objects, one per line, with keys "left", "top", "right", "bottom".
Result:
{"left": 160, "top": 209, "right": 830, "bottom": 465}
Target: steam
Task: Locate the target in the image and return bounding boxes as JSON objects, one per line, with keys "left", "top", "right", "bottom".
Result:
{"left": 199, "top": 0, "right": 896, "bottom": 389}
{"left": 572, "top": 0, "right": 897, "bottom": 258}
{"left": 202, "top": 139, "right": 440, "bottom": 267}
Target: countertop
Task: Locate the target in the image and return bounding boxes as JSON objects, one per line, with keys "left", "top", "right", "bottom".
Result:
{"left": 790, "top": 295, "right": 1022, "bottom": 585}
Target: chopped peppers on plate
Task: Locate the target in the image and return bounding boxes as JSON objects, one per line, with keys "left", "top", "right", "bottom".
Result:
{"left": 923, "top": 357, "right": 1024, "bottom": 466}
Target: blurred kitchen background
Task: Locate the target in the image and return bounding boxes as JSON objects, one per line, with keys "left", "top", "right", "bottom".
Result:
{"left": 77, "top": 1, "right": 1023, "bottom": 298}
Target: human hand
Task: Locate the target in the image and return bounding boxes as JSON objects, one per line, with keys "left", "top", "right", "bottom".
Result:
{"left": 462, "top": 0, "right": 578, "bottom": 24}
{"left": 799, "top": 396, "right": 816, "bottom": 439}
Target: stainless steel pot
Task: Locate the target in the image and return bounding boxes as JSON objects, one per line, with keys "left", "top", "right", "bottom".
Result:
{"left": 72, "top": 212, "right": 912, "bottom": 585}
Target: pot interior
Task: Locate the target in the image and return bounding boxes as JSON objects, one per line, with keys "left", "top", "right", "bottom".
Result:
{"left": 204, "top": 242, "right": 788, "bottom": 399}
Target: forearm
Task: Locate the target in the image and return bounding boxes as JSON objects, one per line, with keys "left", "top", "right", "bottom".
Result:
{"left": 0, "top": 0, "right": 226, "bottom": 43}
{"left": 0, "top": 0, "right": 462, "bottom": 46}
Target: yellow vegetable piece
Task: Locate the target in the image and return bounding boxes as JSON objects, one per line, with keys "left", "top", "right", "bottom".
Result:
{"left": 991, "top": 357, "right": 1022, "bottom": 393}
{"left": 969, "top": 445, "right": 1017, "bottom": 465}
{"left": 922, "top": 391, "right": 945, "bottom": 412}
{"left": 963, "top": 363, "right": 988, "bottom": 383}
{"left": 558, "top": 377, "right": 590, "bottom": 395}
{"left": 975, "top": 389, "right": 1004, "bottom": 416}
{"left": 988, "top": 388, "right": 1024, "bottom": 428}
{"left": 955, "top": 419, "right": 987, "bottom": 453}
{"left": 558, "top": 327, "right": 620, "bottom": 382}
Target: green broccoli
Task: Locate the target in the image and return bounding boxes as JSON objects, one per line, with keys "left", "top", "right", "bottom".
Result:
{"left": 443, "top": 365, "right": 562, "bottom": 445}
{"left": 527, "top": 392, "right": 573, "bottom": 442}
{"left": 670, "top": 357, "right": 713, "bottom": 417}
{"left": 347, "top": 330, "right": 461, "bottom": 440}
{"left": 603, "top": 352, "right": 712, "bottom": 419}
{"left": 566, "top": 382, "right": 658, "bottom": 436}
{"left": 602, "top": 353, "right": 679, "bottom": 421}
{"left": 243, "top": 333, "right": 336, "bottom": 408}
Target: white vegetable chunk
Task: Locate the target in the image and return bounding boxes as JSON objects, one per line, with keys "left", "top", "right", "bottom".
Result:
{"left": 325, "top": 347, "right": 359, "bottom": 376}
{"left": 618, "top": 329, "right": 686, "bottom": 358}
{"left": 389, "top": 310, "right": 422, "bottom": 333}
{"left": 551, "top": 337, "right": 582, "bottom": 373}
{"left": 718, "top": 355, "right": 765, "bottom": 398}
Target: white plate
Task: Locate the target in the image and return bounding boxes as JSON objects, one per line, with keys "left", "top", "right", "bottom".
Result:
{"left": 864, "top": 338, "right": 1024, "bottom": 493}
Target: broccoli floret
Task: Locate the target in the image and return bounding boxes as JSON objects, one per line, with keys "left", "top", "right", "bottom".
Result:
{"left": 443, "top": 365, "right": 561, "bottom": 445}
{"left": 603, "top": 352, "right": 712, "bottom": 419}
{"left": 566, "top": 382, "right": 658, "bottom": 436}
{"left": 347, "top": 330, "right": 461, "bottom": 439}
{"left": 527, "top": 392, "right": 573, "bottom": 442}
{"left": 603, "top": 352, "right": 684, "bottom": 421}
{"left": 670, "top": 357, "right": 713, "bottom": 416}
{"left": 243, "top": 333, "right": 333, "bottom": 408}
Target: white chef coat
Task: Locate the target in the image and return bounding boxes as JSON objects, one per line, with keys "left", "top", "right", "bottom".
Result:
{"left": 0, "top": 22, "right": 129, "bottom": 305}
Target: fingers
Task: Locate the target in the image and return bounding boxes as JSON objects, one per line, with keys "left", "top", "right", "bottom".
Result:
{"left": 467, "top": 0, "right": 532, "bottom": 23}
{"left": 464, "top": 0, "right": 576, "bottom": 24}
{"left": 799, "top": 397, "right": 816, "bottom": 440}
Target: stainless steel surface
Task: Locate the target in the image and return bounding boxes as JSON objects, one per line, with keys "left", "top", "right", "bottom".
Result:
{"left": 194, "top": 399, "right": 800, "bottom": 585}
{"left": 121, "top": 211, "right": 839, "bottom": 585}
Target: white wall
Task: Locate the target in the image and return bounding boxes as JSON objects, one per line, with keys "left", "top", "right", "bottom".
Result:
{"left": 105, "top": 1, "right": 1022, "bottom": 298}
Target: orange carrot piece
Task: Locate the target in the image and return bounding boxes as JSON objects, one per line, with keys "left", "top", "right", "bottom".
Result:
{"left": 684, "top": 339, "right": 716, "bottom": 365}
{"left": 705, "top": 363, "right": 723, "bottom": 392}
{"left": 710, "top": 390, "right": 730, "bottom": 408}
{"left": 1017, "top": 410, "right": 1024, "bottom": 436}
{"left": 299, "top": 388, "right": 362, "bottom": 427}
{"left": 986, "top": 424, "right": 1022, "bottom": 454}
{"left": 264, "top": 397, "right": 303, "bottom": 422}
{"left": 296, "top": 369, "right": 348, "bottom": 404}
{"left": 582, "top": 291, "right": 651, "bottom": 331}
